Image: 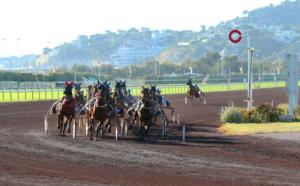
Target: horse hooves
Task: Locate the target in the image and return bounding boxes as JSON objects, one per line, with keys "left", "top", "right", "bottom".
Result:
{"left": 94, "top": 138, "right": 99, "bottom": 141}
{"left": 57, "top": 125, "right": 60, "bottom": 129}
{"left": 60, "top": 134, "right": 67, "bottom": 137}
{"left": 108, "top": 128, "right": 111, "bottom": 133}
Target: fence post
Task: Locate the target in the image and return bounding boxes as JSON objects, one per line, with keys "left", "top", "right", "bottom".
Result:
{"left": 45, "top": 88, "right": 47, "bottom": 100}
{"left": 38, "top": 88, "right": 40, "bottom": 100}
{"left": 9, "top": 88, "right": 12, "bottom": 101}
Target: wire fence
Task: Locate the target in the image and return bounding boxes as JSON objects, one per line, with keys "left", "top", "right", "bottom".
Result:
{"left": 0, "top": 81, "right": 288, "bottom": 102}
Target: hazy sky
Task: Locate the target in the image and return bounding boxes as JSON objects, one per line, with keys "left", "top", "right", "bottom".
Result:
{"left": 0, "top": 0, "right": 286, "bottom": 57}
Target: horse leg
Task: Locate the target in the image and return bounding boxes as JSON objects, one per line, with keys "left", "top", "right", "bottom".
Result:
{"left": 57, "top": 114, "right": 61, "bottom": 129}
{"left": 67, "top": 118, "right": 73, "bottom": 133}
{"left": 145, "top": 120, "right": 152, "bottom": 136}
{"left": 94, "top": 122, "right": 101, "bottom": 141}
{"left": 105, "top": 119, "right": 111, "bottom": 133}
{"left": 89, "top": 117, "right": 95, "bottom": 140}
{"left": 59, "top": 115, "right": 63, "bottom": 135}
{"left": 62, "top": 118, "right": 68, "bottom": 136}
{"left": 129, "top": 111, "right": 138, "bottom": 130}
{"left": 138, "top": 125, "right": 143, "bottom": 140}
{"left": 103, "top": 119, "right": 109, "bottom": 133}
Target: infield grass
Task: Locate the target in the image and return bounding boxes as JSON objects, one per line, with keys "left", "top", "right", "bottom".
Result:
{"left": 219, "top": 122, "right": 300, "bottom": 135}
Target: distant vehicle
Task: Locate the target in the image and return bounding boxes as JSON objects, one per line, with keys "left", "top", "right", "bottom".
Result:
{"left": 186, "top": 73, "right": 202, "bottom": 76}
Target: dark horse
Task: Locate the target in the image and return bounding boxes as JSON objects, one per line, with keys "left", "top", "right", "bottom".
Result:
{"left": 57, "top": 81, "right": 76, "bottom": 136}
{"left": 129, "top": 86, "right": 153, "bottom": 140}
{"left": 89, "top": 83, "right": 110, "bottom": 141}
{"left": 149, "top": 84, "right": 159, "bottom": 104}
{"left": 112, "top": 80, "right": 129, "bottom": 110}
{"left": 74, "top": 83, "right": 86, "bottom": 109}
{"left": 186, "top": 78, "right": 201, "bottom": 104}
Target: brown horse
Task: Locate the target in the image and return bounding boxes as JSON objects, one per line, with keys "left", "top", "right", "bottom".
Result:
{"left": 129, "top": 86, "right": 153, "bottom": 140}
{"left": 57, "top": 81, "right": 76, "bottom": 136}
{"left": 186, "top": 79, "right": 201, "bottom": 104}
{"left": 89, "top": 83, "right": 109, "bottom": 141}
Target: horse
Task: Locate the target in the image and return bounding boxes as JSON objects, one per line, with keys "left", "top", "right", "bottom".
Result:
{"left": 113, "top": 80, "right": 131, "bottom": 109}
{"left": 129, "top": 86, "right": 154, "bottom": 140}
{"left": 149, "top": 84, "right": 159, "bottom": 104}
{"left": 186, "top": 78, "right": 201, "bottom": 104}
{"left": 86, "top": 84, "right": 94, "bottom": 101}
{"left": 149, "top": 84, "right": 161, "bottom": 120}
{"left": 120, "top": 80, "right": 136, "bottom": 108}
{"left": 89, "top": 83, "right": 110, "bottom": 141}
{"left": 57, "top": 81, "right": 76, "bottom": 136}
{"left": 74, "top": 83, "right": 86, "bottom": 109}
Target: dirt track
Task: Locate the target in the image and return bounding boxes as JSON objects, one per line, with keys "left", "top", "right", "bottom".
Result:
{"left": 1, "top": 87, "right": 300, "bottom": 185}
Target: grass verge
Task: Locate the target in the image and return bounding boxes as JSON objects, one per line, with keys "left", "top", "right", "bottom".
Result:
{"left": 219, "top": 122, "right": 300, "bottom": 135}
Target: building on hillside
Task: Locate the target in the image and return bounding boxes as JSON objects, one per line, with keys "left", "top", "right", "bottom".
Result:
{"left": 35, "top": 54, "right": 50, "bottom": 67}
{"left": 140, "top": 27, "right": 150, "bottom": 32}
{"left": 178, "top": 42, "right": 189, "bottom": 46}
{"left": 151, "top": 30, "right": 167, "bottom": 40}
{"left": 117, "top": 30, "right": 127, "bottom": 36}
{"left": 110, "top": 41, "right": 165, "bottom": 67}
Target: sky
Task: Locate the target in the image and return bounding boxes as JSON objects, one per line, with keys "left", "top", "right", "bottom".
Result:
{"left": 0, "top": 0, "right": 286, "bottom": 58}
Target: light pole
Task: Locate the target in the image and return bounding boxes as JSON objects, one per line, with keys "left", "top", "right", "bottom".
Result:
{"left": 74, "top": 68, "right": 77, "bottom": 83}
{"left": 154, "top": 60, "right": 156, "bottom": 75}
{"left": 98, "top": 61, "right": 101, "bottom": 82}
{"left": 44, "top": 54, "right": 47, "bottom": 75}
{"left": 129, "top": 66, "right": 132, "bottom": 80}
{"left": 158, "top": 61, "right": 160, "bottom": 75}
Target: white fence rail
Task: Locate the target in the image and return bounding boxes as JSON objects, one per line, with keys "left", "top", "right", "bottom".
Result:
{"left": 0, "top": 81, "right": 287, "bottom": 102}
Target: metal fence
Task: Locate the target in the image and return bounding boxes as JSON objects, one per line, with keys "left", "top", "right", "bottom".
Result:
{"left": 0, "top": 75, "right": 287, "bottom": 89}
{"left": 0, "top": 81, "right": 287, "bottom": 102}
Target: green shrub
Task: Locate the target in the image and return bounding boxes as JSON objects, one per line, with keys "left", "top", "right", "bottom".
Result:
{"left": 220, "top": 102, "right": 243, "bottom": 124}
{"left": 241, "top": 108, "right": 264, "bottom": 123}
{"left": 256, "top": 103, "right": 284, "bottom": 122}
{"left": 241, "top": 103, "right": 284, "bottom": 123}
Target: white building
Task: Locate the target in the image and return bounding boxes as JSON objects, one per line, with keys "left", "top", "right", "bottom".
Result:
{"left": 110, "top": 42, "right": 165, "bottom": 67}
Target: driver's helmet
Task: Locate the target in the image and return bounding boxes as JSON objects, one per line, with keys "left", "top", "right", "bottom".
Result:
{"left": 127, "top": 88, "right": 131, "bottom": 93}
{"left": 109, "top": 86, "right": 112, "bottom": 91}
{"left": 157, "top": 88, "right": 161, "bottom": 92}
{"left": 195, "top": 84, "right": 197, "bottom": 87}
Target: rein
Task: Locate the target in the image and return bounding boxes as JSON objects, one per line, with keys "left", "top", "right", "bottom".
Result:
{"left": 64, "top": 103, "right": 75, "bottom": 107}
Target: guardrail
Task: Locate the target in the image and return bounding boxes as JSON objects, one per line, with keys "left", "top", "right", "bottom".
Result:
{"left": 0, "top": 81, "right": 286, "bottom": 102}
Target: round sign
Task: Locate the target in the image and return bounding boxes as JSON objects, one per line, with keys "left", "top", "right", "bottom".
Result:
{"left": 229, "top": 30, "right": 242, "bottom": 43}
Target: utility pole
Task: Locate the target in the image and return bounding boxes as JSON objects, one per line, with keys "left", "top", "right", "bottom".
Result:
{"left": 98, "top": 61, "right": 101, "bottom": 82}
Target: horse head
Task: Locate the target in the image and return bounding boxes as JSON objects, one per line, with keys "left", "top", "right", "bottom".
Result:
{"left": 74, "top": 83, "right": 81, "bottom": 97}
{"left": 97, "top": 83, "right": 107, "bottom": 99}
{"left": 115, "top": 80, "right": 127, "bottom": 98}
{"left": 102, "top": 81, "right": 111, "bottom": 98}
{"left": 149, "top": 84, "right": 157, "bottom": 95}
{"left": 187, "top": 79, "right": 192, "bottom": 86}
{"left": 63, "top": 81, "right": 73, "bottom": 96}
{"left": 141, "top": 86, "right": 150, "bottom": 104}
{"left": 121, "top": 81, "right": 127, "bottom": 96}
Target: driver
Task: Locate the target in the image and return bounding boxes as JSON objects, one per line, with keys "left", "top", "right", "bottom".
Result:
{"left": 194, "top": 84, "right": 202, "bottom": 100}
{"left": 127, "top": 88, "right": 135, "bottom": 102}
{"left": 157, "top": 88, "right": 170, "bottom": 107}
